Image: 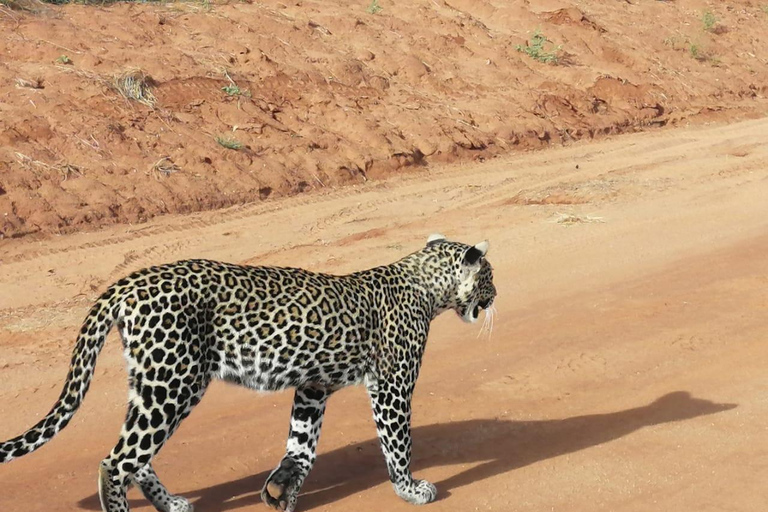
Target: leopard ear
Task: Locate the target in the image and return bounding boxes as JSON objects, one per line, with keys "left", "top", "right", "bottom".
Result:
{"left": 463, "top": 240, "right": 489, "bottom": 265}
{"left": 475, "top": 240, "right": 489, "bottom": 256}
{"left": 426, "top": 233, "right": 446, "bottom": 246}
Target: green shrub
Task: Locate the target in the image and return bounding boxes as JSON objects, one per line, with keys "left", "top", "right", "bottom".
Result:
{"left": 516, "top": 30, "right": 561, "bottom": 64}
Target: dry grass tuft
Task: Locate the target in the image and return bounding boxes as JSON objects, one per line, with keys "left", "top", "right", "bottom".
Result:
{"left": 1, "top": 0, "right": 48, "bottom": 12}
{"left": 57, "top": 66, "right": 159, "bottom": 107}
{"left": 148, "top": 157, "right": 180, "bottom": 179}
{"left": 15, "top": 152, "right": 83, "bottom": 181}
{"left": 15, "top": 77, "right": 44, "bottom": 89}
{"left": 552, "top": 212, "right": 605, "bottom": 225}
{"left": 113, "top": 69, "right": 157, "bottom": 107}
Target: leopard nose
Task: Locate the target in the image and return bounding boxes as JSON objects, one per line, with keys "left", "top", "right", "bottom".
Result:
{"left": 478, "top": 299, "right": 491, "bottom": 309}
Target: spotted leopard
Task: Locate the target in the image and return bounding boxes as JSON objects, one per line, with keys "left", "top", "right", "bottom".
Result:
{"left": 0, "top": 234, "right": 497, "bottom": 512}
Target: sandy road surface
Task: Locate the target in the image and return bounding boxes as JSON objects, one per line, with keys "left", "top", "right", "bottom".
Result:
{"left": 1, "top": 118, "right": 767, "bottom": 511}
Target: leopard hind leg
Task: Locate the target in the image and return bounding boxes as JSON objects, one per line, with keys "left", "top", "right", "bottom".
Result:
{"left": 133, "top": 464, "right": 194, "bottom": 512}
{"left": 98, "top": 357, "right": 209, "bottom": 511}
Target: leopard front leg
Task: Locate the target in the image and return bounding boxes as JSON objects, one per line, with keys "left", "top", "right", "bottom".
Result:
{"left": 262, "top": 386, "right": 330, "bottom": 512}
{"left": 367, "top": 377, "right": 437, "bottom": 505}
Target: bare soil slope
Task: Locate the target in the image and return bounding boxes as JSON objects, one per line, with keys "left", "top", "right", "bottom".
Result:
{"left": 1, "top": 117, "right": 767, "bottom": 511}
{"left": 2, "top": 0, "right": 768, "bottom": 238}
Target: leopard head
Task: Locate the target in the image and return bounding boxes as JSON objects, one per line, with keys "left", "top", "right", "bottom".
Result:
{"left": 425, "top": 234, "right": 497, "bottom": 323}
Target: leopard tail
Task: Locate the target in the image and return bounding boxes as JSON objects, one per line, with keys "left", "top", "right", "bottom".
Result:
{"left": 0, "top": 288, "right": 119, "bottom": 463}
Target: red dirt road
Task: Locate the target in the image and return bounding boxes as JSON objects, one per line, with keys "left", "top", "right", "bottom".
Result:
{"left": 1, "top": 117, "right": 768, "bottom": 511}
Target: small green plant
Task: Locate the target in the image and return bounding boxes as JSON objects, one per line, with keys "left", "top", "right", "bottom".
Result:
{"left": 216, "top": 135, "right": 242, "bottom": 150}
{"left": 688, "top": 43, "right": 719, "bottom": 64}
{"left": 366, "top": 0, "right": 381, "bottom": 14}
{"left": 689, "top": 43, "right": 702, "bottom": 60}
{"left": 221, "top": 84, "right": 238, "bottom": 95}
{"left": 222, "top": 84, "right": 249, "bottom": 96}
{"left": 56, "top": 55, "right": 72, "bottom": 65}
{"left": 688, "top": 43, "right": 701, "bottom": 60}
{"left": 516, "top": 30, "right": 561, "bottom": 64}
{"left": 762, "top": 5, "right": 768, "bottom": 15}
{"left": 221, "top": 71, "right": 250, "bottom": 97}
{"left": 702, "top": 10, "right": 717, "bottom": 32}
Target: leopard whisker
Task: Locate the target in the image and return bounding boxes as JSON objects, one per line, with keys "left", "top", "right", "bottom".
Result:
{"left": 489, "top": 304, "right": 497, "bottom": 340}
{"left": 477, "top": 306, "right": 488, "bottom": 339}
{"left": 477, "top": 304, "right": 494, "bottom": 340}
{"left": 486, "top": 305, "right": 494, "bottom": 341}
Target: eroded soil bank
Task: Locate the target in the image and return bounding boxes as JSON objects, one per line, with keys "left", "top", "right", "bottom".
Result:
{"left": 1, "top": 0, "right": 767, "bottom": 238}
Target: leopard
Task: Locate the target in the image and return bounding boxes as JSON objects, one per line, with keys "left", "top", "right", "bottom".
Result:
{"left": 0, "top": 234, "right": 497, "bottom": 512}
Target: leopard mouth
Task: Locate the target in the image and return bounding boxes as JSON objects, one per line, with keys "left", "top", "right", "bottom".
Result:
{"left": 459, "top": 298, "right": 494, "bottom": 323}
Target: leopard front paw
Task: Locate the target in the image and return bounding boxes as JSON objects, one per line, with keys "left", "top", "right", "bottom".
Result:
{"left": 395, "top": 479, "right": 438, "bottom": 505}
{"left": 261, "top": 458, "right": 303, "bottom": 512}
{"left": 166, "top": 496, "right": 194, "bottom": 512}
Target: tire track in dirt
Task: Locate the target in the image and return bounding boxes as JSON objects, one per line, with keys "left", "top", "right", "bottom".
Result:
{"left": 0, "top": 115, "right": 755, "bottom": 268}
{"left": 1, "top": 118, "right": 766, "bottom": 312}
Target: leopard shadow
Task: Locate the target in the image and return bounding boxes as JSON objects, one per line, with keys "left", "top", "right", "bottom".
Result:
{"left": 78, "top": 391, "right": 735, "bottom": 511}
